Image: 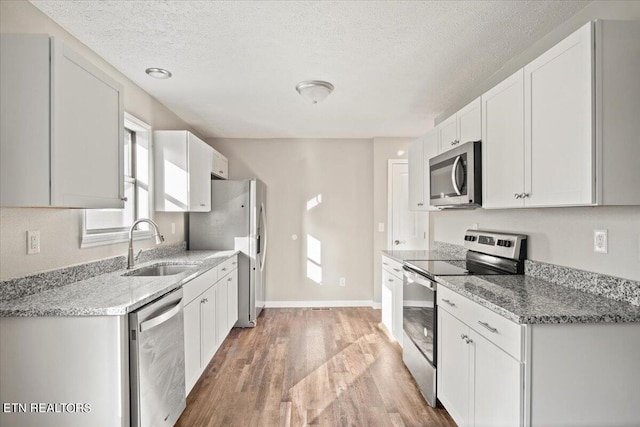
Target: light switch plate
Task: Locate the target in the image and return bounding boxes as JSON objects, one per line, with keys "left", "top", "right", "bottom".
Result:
{"left": 594, "top": 229, "right": 608, "bottom": 254}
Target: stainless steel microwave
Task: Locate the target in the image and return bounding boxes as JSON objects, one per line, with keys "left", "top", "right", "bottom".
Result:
{"left": 429, "top": 140, "right": 481, "bottom": 208}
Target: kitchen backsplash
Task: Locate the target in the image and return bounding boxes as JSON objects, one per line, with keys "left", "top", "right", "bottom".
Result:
{"left": 526, "top": 260, "right": 640, "bottom": 307}
{"left": 0, "top": 242, "right": 187, "bottom": 301}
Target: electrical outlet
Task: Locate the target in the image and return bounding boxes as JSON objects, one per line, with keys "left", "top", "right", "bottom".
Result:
{"left": 27, "top": 230, "right": 40, "bottom": 255}
{"left": 339, "top": 277, "right": 346, "bottom": 287}
{"left": 171, "top": 222, "right": 176, "bottom": 234}
{"left": 378, "top": 223, "right": 385, "bottom": 233}
{"left": 594, "top": 229, "right": 608, "bottom": 254}
{"left": 472, "top": 223, "right": 479, "bottom": 230}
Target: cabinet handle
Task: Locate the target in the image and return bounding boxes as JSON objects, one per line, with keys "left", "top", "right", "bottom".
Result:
{"left": 200, "top": 203, "right": 206, "bottom": 207}
{"left": 121, "top": 196, "right": 128, "bottom": 202}
{"left": 417, "top": 203, "right": 423, "bottom": 206}
{"left": 228, "top": 277, "right": 232, "bottom": 282}
{"left": 477, "top": 321, "right": 498, "bottom": 333}
{"left": 388, "top": 279, "right": 394, "bottom": 282}
{"left": 460, "top": 333, "right": 468, "bottom": 340}
{"left": 382, "top": 262, "right": 388, "bottom": 266}
{"left": 442, "top": 298, "right": 456, "bottom": 307}
{"left": 393, "top": 268, "right": 401, "bottom": 273}
{"left": 232, "top": 262, "right": 237, "bottom": 265}
{"left": 219, "top": 170, "right": 224, "bottom": 174}
{"left": 522, "top": 193, "right": 530, "bottom": 198}
{"left": 514, "top": 193, "right": 521, "bottom": 199}
{"left": 222, "top": 267, "right": 227, "bottom": 271}
{"left": 465, "top": 337, "right": 473, "bottom": 344}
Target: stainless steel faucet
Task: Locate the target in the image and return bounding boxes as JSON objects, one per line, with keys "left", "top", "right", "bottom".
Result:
{"left": 127, "top": 218, "right": 165, "bottom": 269}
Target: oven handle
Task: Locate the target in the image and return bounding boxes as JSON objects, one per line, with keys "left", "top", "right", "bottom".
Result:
{"left": 403, "top": 267, "right": 435, "bottom": 291}
{"left": 451, "top": 155, "right": 462, "bottom": 196}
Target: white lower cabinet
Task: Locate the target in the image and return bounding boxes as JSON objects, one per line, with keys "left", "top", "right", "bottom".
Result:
{"left": 438, "top": 285, "right": 524, "bottom": 427}
{"left": 437, "top": 284, "right": 640, "bottom": 427}
{"left": 381, "top": 255, "right": 404, "bottom": 344}
{"left": 183, "top": 254, "right": 238, "bottom": 395}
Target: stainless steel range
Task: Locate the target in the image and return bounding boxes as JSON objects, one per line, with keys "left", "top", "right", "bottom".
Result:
{"left": 401, "top": 230, "right": 527, "bottom": 407}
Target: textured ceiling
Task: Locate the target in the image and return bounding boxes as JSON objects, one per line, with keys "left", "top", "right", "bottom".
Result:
{"left": 30, "top": 1, "right": 589, "bottom": 138}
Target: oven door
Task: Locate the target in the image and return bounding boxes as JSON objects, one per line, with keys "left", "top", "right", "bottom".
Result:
{"left": 402, "top": 267, "right": 437, "bottom": 407}
{"left": 429, "top": 140, "right": 481, "bottom": 207}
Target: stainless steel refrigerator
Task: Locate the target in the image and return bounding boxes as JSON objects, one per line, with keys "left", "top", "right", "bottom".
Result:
{"left": 189, "top": 179, "right": 267, "bottom": 327}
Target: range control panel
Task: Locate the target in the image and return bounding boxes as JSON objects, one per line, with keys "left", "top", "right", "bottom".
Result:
{"left": 463, "top": 230, "right": 527, "bottom": 260}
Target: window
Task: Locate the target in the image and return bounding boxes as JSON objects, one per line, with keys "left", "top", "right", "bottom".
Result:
{"left": 81, "top": 113, "right": 153, "bottom": 247}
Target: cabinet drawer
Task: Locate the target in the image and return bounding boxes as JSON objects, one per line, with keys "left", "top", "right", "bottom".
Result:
{"left": 183, "top": 266, "right": 217, "bottom": 305}
{"left": 382, "top": 255, "right": 404, "bottom": 279}
{"left": 217, "top": 255, "right": 237, "bottom": 278}
{"left": 437, "top": 285, "right": 523, "bottom": 361}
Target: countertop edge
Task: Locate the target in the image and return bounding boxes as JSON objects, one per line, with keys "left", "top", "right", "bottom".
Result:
{"left": 0, "top": 250, "right": 240, "bottom": 317}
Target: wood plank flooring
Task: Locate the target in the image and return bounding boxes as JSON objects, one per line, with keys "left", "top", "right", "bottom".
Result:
{"left": 176, "top": 307, "right": 456, "bottom": 427}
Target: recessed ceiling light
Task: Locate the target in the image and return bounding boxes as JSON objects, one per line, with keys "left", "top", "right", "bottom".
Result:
{"left": 145, "top": 67, "right": 172, "bottom": 79}
{"left": 295, "top": 80, "right": 334, "bottom": 104}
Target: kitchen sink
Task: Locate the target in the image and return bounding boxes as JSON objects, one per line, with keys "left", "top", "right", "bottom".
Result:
{"left": 124, "top": 263, "right": 199, "bottom": 277}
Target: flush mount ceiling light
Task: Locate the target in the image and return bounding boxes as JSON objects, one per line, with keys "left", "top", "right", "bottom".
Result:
{"left": 295, "top": 80, "right": 334, "bottom": 104}
{"left": 145, "top": 67, "right": 172, "bottom": 79}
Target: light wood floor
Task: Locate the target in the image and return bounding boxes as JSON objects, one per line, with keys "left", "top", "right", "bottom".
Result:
{"left": 176, "top": 307, "right": 456, "bottom": 427}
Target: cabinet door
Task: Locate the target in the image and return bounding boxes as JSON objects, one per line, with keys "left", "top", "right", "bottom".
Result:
{"left": 188, "top": 134, "right": 213, "bottom": 212}
{"left": 216, "top": 278, "right": 228, "bottom": 347}
{"left": 200, "top": 286, "right": 217, "bottom": 366}
{"left": 227, "top": 268, "right": 238, "bottom": 331}
{"left": 457, "top": 97, "right": 481, "bottom": 144}
{"left": 184, "top": 299, "right": 202, "bottom": 395}
{"left": 51, "top": 39, "right": 124, "bottom": 208}
{"left": 438, "top": 309, "right": 471, "bottom": 427}
{"left": 212, "top": 151, "right": 229, "bottom": 179}
{"left": 470, "top": 330, "right": 523, "bottom": 427}
{"left": 423, "top": 129, "right": 439, "bottom": 211}
{"left": 0, "top": 35, "right": 51, "bottom": 207}
{"left": 482, "top": 70, "right": 526, "bottom": 209}
{"left": 408, "top": 136, "right": 427, "bottom": 211}
{"left": 438, "top": 115, "right": 458, "bottom": 153}
{"left": 524, "top": 22, "right": 594, "bottom": 207}
{"left": 381, "top": 269, "right": 394, "bottom": 338}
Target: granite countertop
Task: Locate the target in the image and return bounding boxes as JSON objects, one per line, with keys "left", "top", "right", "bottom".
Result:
{"left": 0, "top": 250, "right": 238, "bottom": 317}
{"left": 436, "top": 274, "right": 640, "bottom": 325}
{"left": 382, "top": 249, "right": 465, "bottom": 262}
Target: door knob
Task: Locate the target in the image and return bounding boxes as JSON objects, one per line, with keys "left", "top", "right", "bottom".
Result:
{"left": 394, "top": 240, "right": 401, "bottom": 245}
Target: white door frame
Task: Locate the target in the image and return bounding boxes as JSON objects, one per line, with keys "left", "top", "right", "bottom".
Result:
{"left": 387, "top": 159, "right": 405, "bottom": 249}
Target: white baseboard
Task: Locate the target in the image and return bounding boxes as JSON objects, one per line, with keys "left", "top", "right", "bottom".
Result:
{"left": 265, "top": 300, "right": 377, "bottom": 308}
{"left": 371, "top": 302, "right": 381, "bottom": 309}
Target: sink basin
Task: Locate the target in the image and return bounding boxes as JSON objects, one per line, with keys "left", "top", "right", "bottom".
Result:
{"left": 124, "top": 263, "right": 199, "bottom": 277}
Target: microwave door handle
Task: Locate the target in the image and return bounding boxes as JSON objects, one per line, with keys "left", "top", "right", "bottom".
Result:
{"left": 451, "top": 155, "right": 462, "bottom": 196}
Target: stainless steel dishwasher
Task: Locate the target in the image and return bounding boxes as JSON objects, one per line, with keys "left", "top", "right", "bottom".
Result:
{"left": 129, "top": 287, "right": 186, "bottom": 427}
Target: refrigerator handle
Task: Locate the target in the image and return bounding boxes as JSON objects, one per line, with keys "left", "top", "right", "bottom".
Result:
{"left": 259, "top": 203, "right": 268, "bottom": 272}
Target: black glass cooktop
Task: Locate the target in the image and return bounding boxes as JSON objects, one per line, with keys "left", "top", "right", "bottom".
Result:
{"left": 404, "top": 258, "right": 517, "bottom": 279}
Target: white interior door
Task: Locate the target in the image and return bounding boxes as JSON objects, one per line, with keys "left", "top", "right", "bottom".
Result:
{"left": 388, "top": 161, "right": 428, "bottom": 250}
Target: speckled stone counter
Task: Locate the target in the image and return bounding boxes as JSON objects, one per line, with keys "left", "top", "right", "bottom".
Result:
{"left": 0, "top": 250, "right": 238, "bottom": 317}
{"left": 436, "top": 274, "right": 640, "bottom": 324}
{"left": 382, "top": 242, "right": 467, "bottom": 263}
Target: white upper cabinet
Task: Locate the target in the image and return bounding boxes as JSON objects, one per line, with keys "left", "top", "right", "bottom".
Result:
{"left": 482, "top": 20, "right": 640, "bottom": 208}
{"left": 408, "top": 136, "right": 427, "bottom": 211}
{"left": 211, "top": 149, "right": 228, "bottom": 179}
{"left": 422, "top": 129, "right": 439, "bottom": 211}
{"left": 524, "top": 22, "right": 594, "bottom": 207}
{"left": 482, "top": 70, "right": 526, "bottom": 209}
{"left": 438, "top": 97, "right": 482, "bottom": 154}
{"left": 437, "top": 114, "right": 458, "bottom": 153}
{"left": 154, "top": 131, "right": 213, "bottom": 212}
{"left": 0, "top": 34, "right": 124, "bottom": 208}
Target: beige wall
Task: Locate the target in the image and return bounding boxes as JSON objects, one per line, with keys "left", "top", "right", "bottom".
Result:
{"left": 0, "top": 0, "right": 198, "bottom": 280}
{"left": 209, "top": 138, "right": 374, "bottom": 303}
{"left": 371, "top": 137, "right": 413, "bottom": 303}
{"left": 431, "top": 0, "right": 640, "bottom": 282}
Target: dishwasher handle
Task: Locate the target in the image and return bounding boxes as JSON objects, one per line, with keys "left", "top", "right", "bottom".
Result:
{"left": 139, "top": 300, "right": 182, "bottom": 332}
